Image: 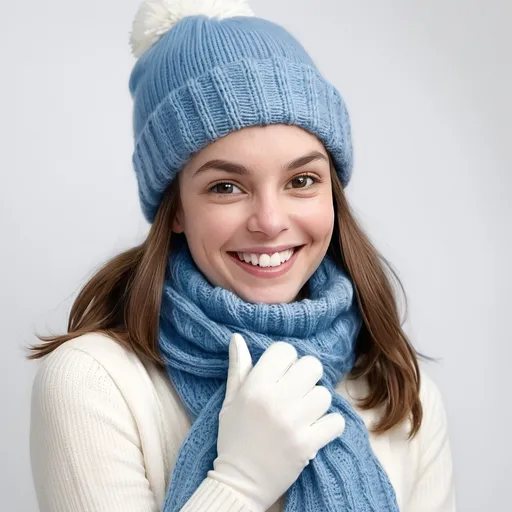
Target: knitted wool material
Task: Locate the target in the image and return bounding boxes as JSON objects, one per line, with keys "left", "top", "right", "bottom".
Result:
{"left": 158, "top": 243, "right": 400, "bottom": 511}
{"left": 128, "top": 14, "right": 353, "bottom": 223}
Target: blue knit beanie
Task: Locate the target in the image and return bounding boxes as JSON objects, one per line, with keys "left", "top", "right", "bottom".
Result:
{"left": 128, "top": 0, "right": 354, "bottom": 223}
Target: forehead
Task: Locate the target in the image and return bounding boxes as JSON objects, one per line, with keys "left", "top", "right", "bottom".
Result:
{"left": 184, "top": 124, "right": 328, "bottom": 173}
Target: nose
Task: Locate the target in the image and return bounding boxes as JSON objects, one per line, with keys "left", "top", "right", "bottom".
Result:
{"left": 246, "top": 193, "right": 289, "bottom": 238}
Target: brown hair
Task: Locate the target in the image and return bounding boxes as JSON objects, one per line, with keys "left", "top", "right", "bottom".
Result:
{"left": 26, "top": 159, "right": 426, "bottom": 438}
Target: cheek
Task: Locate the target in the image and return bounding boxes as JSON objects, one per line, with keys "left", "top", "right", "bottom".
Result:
{"left": 185, "top": 202, "right": 243, "bottom": 247}
{"left": 297, "top": 198, "right": 334, "bottom": 238}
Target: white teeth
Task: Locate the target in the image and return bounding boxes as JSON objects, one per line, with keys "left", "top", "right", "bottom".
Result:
{"left": 269, "top": 253, "right": 281, "bottom": 266}
{"left": 236, "top": 248, "right": 295, "bottom": 267}
{"left": 259, "top": 254, "right": 270, "bottom": 267}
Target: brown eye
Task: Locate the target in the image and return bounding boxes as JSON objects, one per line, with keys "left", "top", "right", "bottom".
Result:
{"left": 290, "top": 175, "right": 315, "bottom": 189}
{"left": 209, "top": 182, "right": 242, "bottom": 194}
{"left": 213, "top": 183, "right": 233, "bottom": 194}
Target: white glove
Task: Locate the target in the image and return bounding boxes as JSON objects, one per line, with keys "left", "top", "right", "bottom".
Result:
{"left": 207, "top": 333, "right": 346, "bottom": 511}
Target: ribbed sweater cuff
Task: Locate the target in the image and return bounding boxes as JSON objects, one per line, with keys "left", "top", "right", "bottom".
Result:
{"left": 181, "top": 477, "right": 257, "bottom": 511}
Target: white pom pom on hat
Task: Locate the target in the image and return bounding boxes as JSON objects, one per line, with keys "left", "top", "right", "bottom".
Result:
{"left": 129, "top": 0, "right": 255, "bottom": 58}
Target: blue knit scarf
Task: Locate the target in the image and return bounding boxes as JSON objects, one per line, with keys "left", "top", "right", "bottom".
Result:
{"left": 158, "top": 242, "right": 399, "bottom": 511}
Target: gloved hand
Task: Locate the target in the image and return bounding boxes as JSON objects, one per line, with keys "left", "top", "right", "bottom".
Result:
{"left": 207, "top": 333, "right": 346, "bottom": 511}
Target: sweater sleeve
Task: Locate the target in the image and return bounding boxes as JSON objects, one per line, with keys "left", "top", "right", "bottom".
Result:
{"left": 30, "top": 344, "right": 256, "bottom": 512}
{"left": 405, "top": 372, "right": 457, "bottom": 512}
{"left": 30, "top": 346, "right": 160, "bottom": 512}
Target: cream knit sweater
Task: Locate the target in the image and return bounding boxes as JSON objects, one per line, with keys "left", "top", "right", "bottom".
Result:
{"left": 30, "top": 333, "right": 456, "bottom": 511}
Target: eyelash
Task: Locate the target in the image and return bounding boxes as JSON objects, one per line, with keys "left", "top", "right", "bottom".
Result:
{"left": 207, "top": 173, "right": 321, "bottom": 195}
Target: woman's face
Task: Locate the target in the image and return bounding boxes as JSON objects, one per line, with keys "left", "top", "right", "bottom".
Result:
{"left": 174, "top": 124, "right": 334, "bottom": 304}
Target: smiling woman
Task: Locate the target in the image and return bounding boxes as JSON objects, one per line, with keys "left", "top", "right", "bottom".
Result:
{"left": 27, "top": 0, "right": 456, "bottom": 511}
{"left": 173, "top": 125, "right": 334, "bottom": 304}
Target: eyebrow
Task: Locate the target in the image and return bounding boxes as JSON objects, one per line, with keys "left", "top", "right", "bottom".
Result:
{"left": 192, "top": 150, "right": 328, "bottom": 177}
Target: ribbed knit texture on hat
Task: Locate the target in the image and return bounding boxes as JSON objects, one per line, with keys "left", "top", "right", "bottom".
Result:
{"left": 157, "top": 242, "right": 400, "bottom": 511}
{"left": 129, "top": 15, "right": 353, "bottom": 223}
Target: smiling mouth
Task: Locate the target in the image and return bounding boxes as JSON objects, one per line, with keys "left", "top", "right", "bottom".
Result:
{"left": 228, "top": 245, "right": 305, "bottom": 268}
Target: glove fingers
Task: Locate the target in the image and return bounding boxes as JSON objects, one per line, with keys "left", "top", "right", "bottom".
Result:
{"left": 308, "top": 412, "right": 346, "bottom": 455}
{"left": 291, "top": 385, "right": 332, "bottom": 427}
{"left": 225, "top": 333, "right": 253, "bottom": 408}
{"left": 275, "top": 355, "right": 323, "bottom": 400}
{"left": 247, "top": 342, "right": 298, "bottom": 388}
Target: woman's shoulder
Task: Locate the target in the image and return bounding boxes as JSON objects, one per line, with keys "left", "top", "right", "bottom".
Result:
{"left": 30, "top": 332, "right": 176, "bottom": 510}
{"left": 41, "top": 331, "right": 139, "bottom": 368}
{"left": 30, "top": 332, "right": 159, "bottom": 425}
{"left": 417, "top": 367, "right": 445, "bottom": 405}
{"left": 415, "top": 368, "right": 451, "bottom": 451}
{"left": 413, "top": 367, "right": 450, "bottom": 444}
{"left": 31, "top": 331, "right": 190, "bottom": 436}
{"left": 33, "top": 332, "right": 152, "bottom": 392}
{"left": 338, "top": 365, "right": 449, "bottom": 441}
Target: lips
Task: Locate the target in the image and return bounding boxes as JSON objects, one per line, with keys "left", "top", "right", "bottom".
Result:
{"left": 228, "top": 245, "right": 304, "bottom": 276}
{"left": 230, "top": 245, "right": 303, "bottom": 266}
{"left": 236, "top": 248, "right": 294, "bottom": 268}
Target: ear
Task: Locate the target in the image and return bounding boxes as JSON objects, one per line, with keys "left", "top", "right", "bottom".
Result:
{"left": 172, "top": 208, "right": 185, "bottom": 234}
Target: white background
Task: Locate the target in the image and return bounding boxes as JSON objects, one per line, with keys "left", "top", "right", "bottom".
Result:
{"left": 1, "top": 0, "right": 510, "bottom": 510}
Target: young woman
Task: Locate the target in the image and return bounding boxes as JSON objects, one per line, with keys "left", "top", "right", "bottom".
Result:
{"left": 28, "top": 1, "right": 456, "bottom": 511}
